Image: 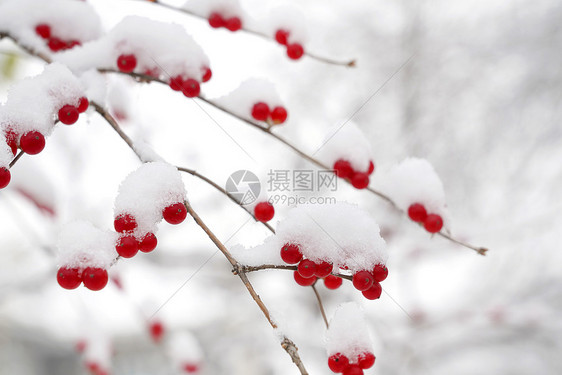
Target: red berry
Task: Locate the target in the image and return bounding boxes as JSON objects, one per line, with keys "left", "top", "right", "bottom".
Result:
{"left": 82, "top": 267, "right": 108, "bottom": 291}
{"left": 0, "top": 168, "right": 11, "bottom": 189}
{"left": 163, "top": 202, "right": 187, "bottom": 225}
{"left": 351, "top": 172, "right": 370, "bottom": 189}
{"left": 368, "top": 160, "right": 375, "bottom": 175}
{"left": 77, "top": 97, "right": 89, "bottom": 113}
{"left": 35, "top": 24, "right": 51, "bottom": 39}
{"left": 181, "top": 78, "right": 200, "bottom": 98}
{"left": 287, "top": 43, "right": 304, "bottom": 60}
{"left": 275, "top": 29, "right": 289, "bottom": 45}
{"left": 208, "top": 13, "right": 225, "bottom": 28}
{"left": 114, "top": 213, "right": 137, "bottom": 233}
{"left": 314, "top": 261, "right": 333, "bottom": 278}
{"left": 117, "top": 54, "right": 137, "bottom": 73}
{"left": 20, "top": 131, "right": 45, "bottom": 155}
{"left": 183, "top": 363, "right": 199, "bottom": 373}
{"left": 139, "top": 232, "right": 158, "bottom": 253}
{"left": 75, "top": 340, "right": 87, "bottom": 353}
{"left": 328, "top": 353, "right": 349, "bottom": 373}
{"left": 48, "top": 37, "right": 66, "bottom": 52}
{"left": 372, "top": 264, "right": 388, "bottom": 282}
{"left": 57, "top": 267, "right": 82, "bottom": 289}
{"left": 202, "top": 67, "right": 212, "bottom": 82}
{"left": 323, "top": 275, "right": 342, "bottom": 290}
{"left": 297, "top": 259, "right": 317, "bottom": 278}
{"left": 424, "top": 214, "right": 443, "bottom": 233}
{"left": 5, "top": 129, "right": 18, "bottom": 156}
{"left": 149, "top": 321, "right": 165, "bottom": 343}
{"left": 333, "top": 159, "right": 353, "bottom": 179}
{"left": 254, "top": 201, "right": 274, "bottom": 222}
{"left": 169, "top": 75, "right": 184, "bottom": 91}
{"left": 358, "top": 352, "right": 375, "bottom": 369}
{"left": 225, "top": 17, "right": 242, "bottom": 31}
{"left": 270, "top": 106, "right": 288, "bottom": 124}
{"left": 58, "top": 104, "right": 79, "bottom": 125}
{"left": 352, "top": 270, "right": 374, "bottom": 291}
{"left": 408, "top": 203, "right": 427, "bottom": 222}
{"left": 293, "top": 271, "right": 316, "bottom": 286}
{"left": 280, "top": 243, "right": 303, "bottom": 264}
{"left": 343, "top": 364, "right": 364, "bottom": 375}
{"left": 116, "top": 235, "right": 139, "bottom": 258}
{"left": 251, "top": 102, "right": 270, "bottom": 121}
{"left": 362, "top": 281, "right": 382, "bottom": 300}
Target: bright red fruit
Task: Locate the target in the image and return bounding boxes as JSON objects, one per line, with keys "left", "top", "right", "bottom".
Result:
{"left": 114, "top": 213, "right": 137, "bottom": 233}
{"left": 328, "top": 353, "right": 349, "bottom": 372}
{"left": 270, "top": 106, "right": 288, "bottom": 124}
{"left": 82, "top": 267, "right": 108, "bottom": 291}
{"left": 20, "top": 131, "right": 45, "bottom": 155}
{"left": 48, "top": 37, "right": 66, "bottom": 52}
{"left": 5, "top": 129, "right": 18, "bottom": 156}
{"left": 225, "top": 17, "right": 242, "bottom": 31}
{"left": 408, "top": 203, "right": 427, "bottom": 222}
{"left": 333, "top": 159, "right": 353, "bottom": 179}
{"left": 362, "top": 281, "right": 382, "bottom": 300}
{"left": 163, "top": 202, "right": 187, "bottom": 225}
{"left": 297, "top": 259, "right": 317, "bottom": 278}
{"left": 372, "top": 264, "right": 388, "bottom": 282}
{"left": 314, "top": 261, "right": 333, "bottom": 278}
{"left": 358, "top": 352, "right": 376, "bottom": 369}
{"left": 0, "top": 168, "right": 11, "bottom": 189}
{"left": 57, "top": 267, "right": 82, "bottom": 289}
{"left": 181, "top": 78, "right": 200, "bottom": 98}
{"left": 149, "top": 321, "right": 165, "bottom": 343}
{"left": 351, "top": 172, "right": 370, "bottom": 189}
{"left": 294, "top": 271, "right": 316, "bottom": 286}
{"left": 424, "top": 214, "right": 443, "bottom": 233}
{"left": 35, "top": 24, "right": 51, "bottom": 39}
{"left": 183, "top": 363, "right": 199, "bottom": 373}
{"left": 251, "top": 102, "right": 270, "bottom": 121}
{"left": 139, "top": 233, "right": 158, "bottom": 253}
{"left": 275, "top": 29, "right": 289, "bottom": 45}
{"left": 343, "top": 364, "right": 364, "bottom": 375}
{"left": 58, "top": 104, "right": 79, "bottom": 125}
{"left": 287, "top": 43, "right": 304, "bottom": 60}
{"left": 208, "top": 12, "right": 225, "bottom": 28}
{"left": 368, "top": 160, "right": 375, "bottom": 175}
{"left": 323, "top": 275, "right": 342, "bottom": 290}
{"left": 117, "top": 54, "right": 137, "bottom": 73}
{"left": 77, "top": 97, "right": 89, "bottom": 113}
{"left": 202, "top": 67, "right": 212, "bottom": 82}
{"left": 280, "top": 243, "right": 303, "bottom": 264}
{"left": 352, "top": 270, "right": 374, "bottom": 291}
{"left": 116, "top": 235, "right": 139, "bottom": 258}
{"left": 169, "top": 76, "right": 184, "bottom": 91}
{"left": 254, "top": 201, "right": 275, "bottom": 222}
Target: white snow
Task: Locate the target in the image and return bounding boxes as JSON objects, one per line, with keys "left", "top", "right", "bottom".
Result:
{"left": 184, "top": 0, "right": 245, "bottom": 19}
{"left": 264, "top": 5, "right": 309, "bottom": 44}
{"left": 0, "top": 132, "right": 11, "bottom": 168}
{"left": 81, "top": 332, "right": 112, "bottom": 372}
{"left": 113, "top": 162, "right": 187, "bottom": 236}
{"left": 57, "top": 220, "right": 118, "bottom": 269}
{"left": 166, "top": 331, "right": 204, "bottom": 370}
{"left": 316, "top": 122, "right": 374, "bottom": 173}
{"left": 379, "top": 157, "right": 450, "bottom": 221}
{"left": 55, "top": 16, "right": 210, "bottom": 81}
{"left": 326, "top": 302, "right": 373, "bottom": 360}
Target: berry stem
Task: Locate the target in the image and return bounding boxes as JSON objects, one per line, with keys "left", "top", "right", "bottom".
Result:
{"left": 311, "top": 284, "right": 329, "bottom": 329}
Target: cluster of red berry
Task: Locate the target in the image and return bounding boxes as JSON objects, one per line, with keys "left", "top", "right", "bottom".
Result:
{"left": 57, "top": 265, "right": 109, "bottom": 291}
{"left": 251, "top": 102, "right": 288, "bottom": 125}
{"left": 35, "top": 23, "right": 81, "bottom": 52}
{"left": 351, "top": 264, "right": 387, "bottom": 300}
{"left": 328, "top": 351, "right": 375, "bottom": 375}
{"left": 333, "top": 159, "right": 375, "bottom": 189}
{"left": 208, "top": 12, "right": 242, "bottom": 32}
{"left": 254, "top": 201, "right": 275, "bottom": 222}
{"left": 114, "top": 202, "right": 187, "bottom": 259}
{"left": 407, "top": 202, "right": 443, "bottom": 233}
{"left": 274, "top": 29, "right": 304, "bottom": 60}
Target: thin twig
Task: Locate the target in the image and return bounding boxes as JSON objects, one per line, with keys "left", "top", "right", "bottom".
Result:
{"left": 9, "top": 151, "right": 24, "bottom": 168}
{"left": 242, "top": 264, "right": 352, "bottom": 281}
{"left": 311, "top": 283, "right": 329, "bottom": 329}
{"left": 139, "top": 0, "right": 355, "bottom": 67}
{"left": 184, "top": 200, "right": 309, "bottom": 375}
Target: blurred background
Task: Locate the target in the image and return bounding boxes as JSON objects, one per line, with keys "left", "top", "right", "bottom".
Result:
{"left": 1, "top": 0, "right": 561, "bottom": 374}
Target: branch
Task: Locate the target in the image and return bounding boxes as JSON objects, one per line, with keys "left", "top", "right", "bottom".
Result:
{"left": 241, "top": 264, "right": 352, "bottom": 281}
{"left": 138, "top": 0, "right": 355, "bottom": 67}
{"left": 311, "top": 283, "right": 329, "bottom": 329}
{"left": 184, "top": 200, "right": 309, "bottom": 375}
